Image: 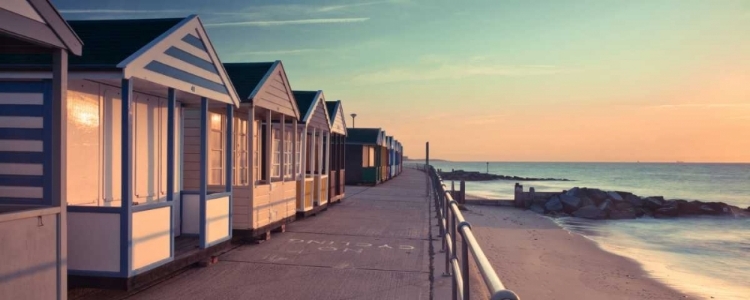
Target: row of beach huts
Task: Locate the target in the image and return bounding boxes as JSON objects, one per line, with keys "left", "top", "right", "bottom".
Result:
{"left": 0, "top": 1, "right": 404, "bottom": 299}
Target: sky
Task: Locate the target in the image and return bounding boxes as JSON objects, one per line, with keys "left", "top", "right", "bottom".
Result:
{"left": 53, "top": 0, "right": 750, "bottom": 162}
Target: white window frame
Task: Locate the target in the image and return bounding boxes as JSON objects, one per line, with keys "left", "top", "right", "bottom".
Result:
{"left": 209, "top": 112, "right": 224, "bottom": 186}
{"left": 283, "top": 130, "right": 292, "bottom": 179}
{"left": 271, "top": 127, "right": 281, "bottom": 179}
{"left": 234, "top": 117, "right": 249, "bottom": 186}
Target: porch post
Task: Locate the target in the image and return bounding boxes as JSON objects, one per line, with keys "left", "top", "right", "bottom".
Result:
{"left": 166, "top": 88, "right": 175, "bottom": 256}
{"left": 281, "top": 116, "right": 285, "bottom": 179}
{"left": 199, "top": 97, "right": 208, "bottom": 248}
{"left": 51, "top": 48, "right": 68, "bottom": 299}
{"left": 166, "top": 88, "right": 175, "bottom": 202}
{"left": 293, "top": 119, "right": 297, "bottom": 179}
{"left": 225, "top": 105, "right": 233, "bottom": 192}
{"left": 120, "top": 78, "right": 133, "bottom": 275}
{"left": 265, "top": 110, "right": 271, "bottom": 182}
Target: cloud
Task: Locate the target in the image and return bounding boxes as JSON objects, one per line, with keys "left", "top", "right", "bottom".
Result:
{"left": 235, "top": 49, "right": 324, "bottom": 56}
{"left": 352, "top": 64, "right": 571, "bottom": 84}
{"left": 317, "top": 1, "right": 389, "bottom": 12}
{"left": 205, "top": 17, "right": 370, "bottom": 27}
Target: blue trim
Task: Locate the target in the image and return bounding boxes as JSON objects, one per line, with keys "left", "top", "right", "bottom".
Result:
{"left": 181, "top": 190, "right": 201, "bottom": 195}
{"left": 0, "top": 152, "right": 44, "bottom": 163}
{"left": 0, "top": 198, "right": 43, "bottom": 204}
{"left": 248, "top": 60, "right": 279, "bottom": 99}
{"left": 130, "top": 256, "right": 174, "bottom": 276}
{"left": 0, "top": 105, "right": 44, "bottom": 117}
{"left": 205, "top": 235, "right": 231, "bottom": 248}
{"left": 67, "top": 269, "right": 125, "bottom": 278}
{"left": 0, "top": 128, "right": 44, "bottom": 140}
{"left": 0, "top": 174, "right": 43, "bottom": 186}
{"left": 225, "top": 105, "right": 233, "bottom": 194}
{"left": 199, "top": 97, "right": 208, "bottom": 249}
{"left": 41, "top": 80, "right": 52, "bottom": 207}
{"left": 181, "top": 34, "right": 207, "bottom": 51}
{"left": 132, "top": 200, "right": 172, "bottom": 212}
{"left": 206, "top": 191, "right": 231, "bottom": 200}
{"left": 0, "top": 81, "right": 45, "bottom": 93}
{"left": 120, "top": 78, "right": 133, "bottom": 276}
{"left": 164, "top": 47, "right": 219, "bottom": 74}
{"left": 144, "top": 61, "right": 229, "bottom": 95}
{"left": 68, "top": 205, "right": 121, "bottom": 213}
{"left": 167, "top": 88, "right": 175, "bottom": 258}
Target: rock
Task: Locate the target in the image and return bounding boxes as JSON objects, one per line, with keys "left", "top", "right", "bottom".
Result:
{"left": 609, "top": 209, "right": 637, "bottom": 219}
{"left": 643, "top": 197, "right": 665, "bottom": 210}
{"left": 607, "top": 191, "right": 624, "bottom": 202}
{"left": 625, "top": 194, "right": 643, "bottom": 207}
{"left": 545, "top": 196, "right": 563, "bottom": 212}
{"left": 566, "top": 187, "right": 585, "bottom": 198}
{"left": 573, "top": 205, "right": 607, "bottom": 220}
{"left": 529, "top": 204, "right": 545, "bottom": 214}
{"left": 598, "top": 199, "right": 613, "bottom": 213}
{"left": 615, "top": 202, "right": 634, "bottom": 211}
{"left": 678, "top": 201, "right": 703, "bottom": 215}
{"left": 654, "top": 205, "right": 679, "bottom": 218}
{"left": 699, "top": 204, "right": 717, "bottom": 214}
{"left": 586, "top": 189, "right": 609, "bottom": 205}
{"left": 560, "top": 194, "right": 583, "bottom": 212}
{"left": 580, "top": 196, "right": 596, "bottom": 207}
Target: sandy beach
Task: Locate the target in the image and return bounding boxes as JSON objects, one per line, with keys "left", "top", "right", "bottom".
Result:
{"left": 462, "top": 204, "right": 694, "bottom": 300}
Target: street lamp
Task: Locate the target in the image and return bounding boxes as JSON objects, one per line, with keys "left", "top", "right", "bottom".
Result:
{"left": 350, "top": 113, "right": 357, "bottom": 128}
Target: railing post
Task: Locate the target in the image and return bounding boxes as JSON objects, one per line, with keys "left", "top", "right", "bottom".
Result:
{"left": 462, "top": 231, "right": 470, "bottom": 300}
{"left": 451, "top": 207, "right": 458, "bottom": 299}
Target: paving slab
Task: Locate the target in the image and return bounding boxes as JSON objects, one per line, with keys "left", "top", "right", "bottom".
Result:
{"left": 74, "top": 169, "right": 436, "bottom": 300}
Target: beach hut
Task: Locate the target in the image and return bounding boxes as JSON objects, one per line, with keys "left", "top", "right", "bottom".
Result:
{"left": 396, "top": 141, "right": 403, "bottom": 175}
{"left": 345, "top": 128, "right": 385, "bottom": 185}
{"left": 386, "top": 136, "right": 395, "bottom": 180}
{"left": 326, "top": 100, "right": 347, "bottom": 203}
{"left": 292, "top": 90, "right": 332, "bottom": 217}
{"left": 223, "top": 62, "right": 301, "bottom": 238}
{"left": 1, "top": 16, "right": 241, "bottom": 290}
{"left": 379, "top": 132, "right": 389, "bottom": 182}
{"left": 0, "top": 0, "right": 82, "bottom": 298}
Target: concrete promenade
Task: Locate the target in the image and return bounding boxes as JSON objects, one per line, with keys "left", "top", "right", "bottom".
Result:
{"left": 74, "top": 168, "right": 444, "bottom": 300}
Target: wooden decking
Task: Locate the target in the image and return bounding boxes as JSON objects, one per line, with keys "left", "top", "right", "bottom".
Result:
{"left": 72, "top": 169, "right": 441, "bottom": 300}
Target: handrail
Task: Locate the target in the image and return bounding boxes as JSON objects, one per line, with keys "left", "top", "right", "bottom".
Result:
{"left": 424, "top": 164, "right": 520, "bottom": 300}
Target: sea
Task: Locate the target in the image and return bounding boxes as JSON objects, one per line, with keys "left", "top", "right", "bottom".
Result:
{"left": 424, "top": 161, "right": 750, "bottom": 300}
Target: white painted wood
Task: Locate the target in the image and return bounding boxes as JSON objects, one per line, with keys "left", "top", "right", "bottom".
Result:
{"left": 132, "top": 206, "right": 171, "bottom": 271}
{"left": 0, "top": 163, "right": 43, "bottom": 175}
{"left": 181, "top": 194, "right": 200, "bottom": 234}
{"left": 205, "top": 196, "right": 229, "bottom": 244}
{"left": 0, "top": 92, "right": 43, "bottom": 105}
{"left": 0, "top": 212, "right": 58, "bottom": 300}
{"left": 0, "top": 116, "right": 43, "bottom": 128}
{"left": 0, "top": 0, "right": 45, "bottom": 23}
{"left": 172, "top": 39, "right": 212, "bottom": 62}
{"left": 67, "top": 212, "right": 120, "bottom": 272}
{"left": 152, "top": 55, "right": 222, "bottom": 84}
{"left": 0, "top": 186, "right": 43, "bottom": 198}
{"left": 0, "top": 140, "right": 43, "bottom": 152}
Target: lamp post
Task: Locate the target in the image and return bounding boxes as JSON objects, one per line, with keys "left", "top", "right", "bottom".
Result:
{"left": 350, "top": 113, "right": 357, "bottom": 128}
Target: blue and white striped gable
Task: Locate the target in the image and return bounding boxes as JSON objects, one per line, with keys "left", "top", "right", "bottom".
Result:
{"left": 117, "top": 15, "right": 240, "bottom": 107}
{"left": 0, "top": 81, "right": 52, "bottom": 205}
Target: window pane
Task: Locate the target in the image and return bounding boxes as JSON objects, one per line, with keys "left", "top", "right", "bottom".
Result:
{"left": 210, "top": 113, "right": 222, "bottom": 131}
{"left": 67, "top": 90, "right": 101, "bottom": 206}
{"left": 210, "top": 170, "right": 222, "bottom": 185}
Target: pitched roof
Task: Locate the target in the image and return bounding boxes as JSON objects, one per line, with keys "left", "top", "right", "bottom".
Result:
{"left": 0, "top": 0, "right": 83, "bottom": 55}
{"left": 292, "top": 91, "right": 319, "bottom": 120}
{"left": 325, "top": 101, "right": 339, "bottom": 121}
{"left": 0, "top": 18, "right": 183, "bottom": 68}
{"left": 223, "top": 62, "right": 275, "bottom": 101}
{"left": 346, "top": 128, "right": 382, "bottom": 145}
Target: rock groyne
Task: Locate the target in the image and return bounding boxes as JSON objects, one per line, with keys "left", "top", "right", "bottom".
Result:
{"left": 439, "top": 169, "right": 572, "bottom": 182}
{"left": 515, "top": 185, "right": 750, "bottom": 220}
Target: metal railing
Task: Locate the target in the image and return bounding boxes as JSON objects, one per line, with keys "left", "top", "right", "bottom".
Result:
{"left": 424, "top": 164, "right": 520, "bottom": 300}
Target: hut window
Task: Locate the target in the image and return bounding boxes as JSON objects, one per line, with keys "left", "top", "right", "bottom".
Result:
{"left": 283, "top": 131, "right": 292, "bottom": 178}
{"left": 295, "top": 132, "right": 302, "bottom": 176}
{"left": 272, "top": 128, "right": 281, "bottom": 179}
{"left": 306, "top": 133, "right": 313, "bottom": 174}
{"left": 234, "top": 118, "right": 249, "bottom": 186}
{"left": 209, "top": 112, "right": 224, "bottom": 185}
{"left": 67, "top": 89, "right": 102, "bottom": 206}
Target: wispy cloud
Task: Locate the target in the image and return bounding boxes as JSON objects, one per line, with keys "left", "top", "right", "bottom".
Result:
{"left": 317, "top": 1, "right": 389, "bottom": 12}
{"left": 205, "top": 17, "right": 370, "bottom": 27}
{"left": 236, "top": 49, "right": 325, "bottom": 56}
{"left": 352, "top": 64, "right": 572, "bottom": 84}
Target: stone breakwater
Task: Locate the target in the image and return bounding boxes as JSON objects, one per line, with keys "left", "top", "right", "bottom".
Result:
{"left": 439, "top": 169, "right": 572, "bottom": 182}
{"left": 515, "top": 185, "right": 750, "bottom": 220}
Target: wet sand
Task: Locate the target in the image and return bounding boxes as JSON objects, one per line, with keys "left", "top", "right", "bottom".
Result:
{"left": 462, "top": 204, "right": 694, "bottom": 300}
